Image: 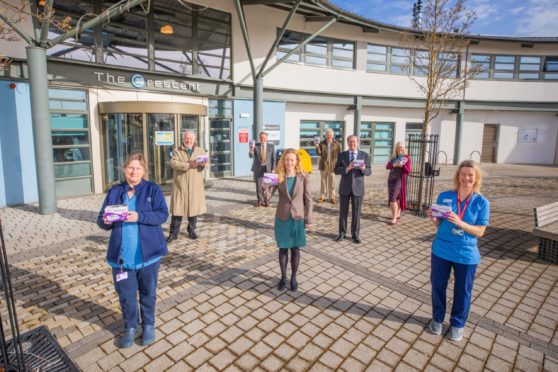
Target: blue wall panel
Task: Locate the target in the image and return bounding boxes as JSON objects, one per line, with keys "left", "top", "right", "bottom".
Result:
{"left": 232, "top": 99, "right": 285, "bottom": 177}
{"left": 0, "top": 82, "right": 37, "bottom": 207}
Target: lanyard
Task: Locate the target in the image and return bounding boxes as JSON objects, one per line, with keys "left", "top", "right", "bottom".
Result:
{"left": 457, "top": 192, "right": 473, "bottom": 220}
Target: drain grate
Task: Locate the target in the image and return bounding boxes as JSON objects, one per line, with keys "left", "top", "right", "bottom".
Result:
{"left": 1, "top": 326, "right": 78, "bottom": 371}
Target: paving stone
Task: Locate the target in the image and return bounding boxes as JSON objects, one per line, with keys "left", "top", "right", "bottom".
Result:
{"left": 260, "top": 354, "right": 285, "bottom": 372}
{"left": 185, "top": 347, "right": 213, "bottom": 368}
{"left": 209, "top": 349, "right": 236, "bottom": 370}
{"left": 144, "top": 354, "right": 174, "bottom": 372}
{"left": 145, "top": 339, "right": 173, "bottom": 359}
{"left": 234, "top": 352, "right": 260, "bottom": 370}
{"left": 167, "top": 342, "right": 195, "bottom": 362}
{"left": 97, "top": 352, "right": 125, "bottom": 371}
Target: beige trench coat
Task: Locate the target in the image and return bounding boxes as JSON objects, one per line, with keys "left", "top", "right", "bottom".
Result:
{"left": 169, "top": 146, "right": 207, "bottom": 217}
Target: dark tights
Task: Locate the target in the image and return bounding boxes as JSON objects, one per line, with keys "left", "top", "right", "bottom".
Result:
{"left": 279, "top": 248, "right": 300, "bottom": 286}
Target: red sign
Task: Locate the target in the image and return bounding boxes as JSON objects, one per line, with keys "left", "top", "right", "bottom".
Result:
{"left": 239, "top": 128, "right": 249, "bottom": 143}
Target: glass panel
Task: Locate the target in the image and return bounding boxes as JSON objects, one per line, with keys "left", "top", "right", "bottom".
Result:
{"left": 51, "top": 114, "right": 88, "bottom": 129}
{"left": 471, "top": 54, "right": 490, "bottom": 62}
{"left": 49, "top": 89, "right": 87, "bottom": 100}
{"left": 368, "top": 54, "right": 387, "bottom": 62}
{"left": 368, "top": 63, "right": 387, "bottom": 72}
{"left": 332, "top": 59, "right": 353, "bottom": 68}
{"left": 103, "top": 7, "right": 148, "bottom": 69}
{"left": 277, "top": 51, "right": 300, "bottom": 62}
{"left": 367, "top": 45, "right": 387, "bottom": 54}
{"left": 306, "top": 55, "right": 327, "bottom": 65}
{"left": 102, "top": 113, "right": 144, "bottom": 186}
{"left": 392, "top": 56, "right": 411, "bottom": 64}
{"left": 55, "top": 178, "right": 92, "bottom": 197}
{"left": 544, "top": 73, "right": 558, "bottom": 79}
{"left": 54, "top": 163, "right": 92, "bottom": 178}
{"left": 520, "top": 56, "right": 540, "bottom": 64}
{"left": 210, "top": 119, "right": 232, "bottom": 177}
{"left": 306, "top": 43, "right": 327, "bottom": 55}
{"left": 180, "top": 115, "right": 200, "bottom": 144}
{"left": 495, "top": 55, "right": 515, "bottom": 63}
{"left": 495, "top": 63, "right": 514, "bottom": 70}
{"left": 519, "top": 73, "right": 539, "bottom": 79}
{"left": 332, "top": 48, "right": 353, "bottom": 59}
{"left": 49, "top": 100, "right": 88, "bottom": 111}
{"left": 52, "top": 131, "right": 89, "bottom": 145}
{"left": 300, "top": 121, "right": 319, "bottom": 129}
{"left": 519, "top": 64, "right": 540, "bottom": 71}
{"left": 545, "top": 57, "right": 558, "bottom": 72}
{"left": 147, "top": 114, "right": 175, "bottom": 186}
{"left": 494, "top": 72, "right": 514, "bottom": 79}
{"left": 53, "top": 147, "right": 91, "bottom": 162}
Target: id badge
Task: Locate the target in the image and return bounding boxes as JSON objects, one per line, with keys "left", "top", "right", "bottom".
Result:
{"left": 116, "top": 271, "right": 128, "bottom": 282}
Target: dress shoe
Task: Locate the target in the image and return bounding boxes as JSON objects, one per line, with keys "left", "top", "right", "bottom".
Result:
{"left": 166, "top": 235, "right": 177, "bottom": 243}
{"left": 290, "top": 278, "right": 298, "bottom": 292}
{"left": 352, "top": 237, "right": 361, "bottom": 244}
{"left": 318, "top": 196, "right": 325, "bottom": 203}
{"left": 189, "top": 230, "right": 198, "bottom": 239}
{"left": 119, "top": 328, "right": 136, "bottom": 349}
{"left": 334, "top": 234, "right": 345, "bottom": 241}
{"left": 141, "top": 325, "right": 156, "bottom": 346}
{"left": 331, "top": 198, "right": 336, "bottom": 204}
{"left": 278, "top": 278, "right": 286, "bottom": 290}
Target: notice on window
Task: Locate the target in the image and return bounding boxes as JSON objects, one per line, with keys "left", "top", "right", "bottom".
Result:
{"left": 155, "top": 131, "right": 174, "bottom": 146}
{"left": 264, "top": 124, "right": 280, "bottom": 142}
{"left": 239, "top": 128, "right": 249, "bottom": 143}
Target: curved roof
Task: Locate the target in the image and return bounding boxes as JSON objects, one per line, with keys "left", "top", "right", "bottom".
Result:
{"left": 263, "top": 0, "right": 558, "bottom": 44}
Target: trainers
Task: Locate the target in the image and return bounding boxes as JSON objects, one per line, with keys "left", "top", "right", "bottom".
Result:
{"left": 429, "top": 320, "right": 443, "bottom": 335}
{"left": 449, "top": 326, "right": 463, "bottom": 341}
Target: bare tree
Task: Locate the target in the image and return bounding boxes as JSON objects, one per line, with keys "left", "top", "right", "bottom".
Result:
{"left": 401, "top": 0, "right": 479, "bottom": 213}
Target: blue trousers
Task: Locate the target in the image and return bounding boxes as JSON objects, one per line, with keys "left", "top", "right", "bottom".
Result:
{"left": 431, "top": 254, "right": 477, "bottom": 328}
{"left": 112, "top": 261, "right": 160, "bottom": 329}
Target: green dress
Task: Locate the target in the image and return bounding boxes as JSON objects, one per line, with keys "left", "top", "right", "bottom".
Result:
{"left": 274, "top": 176, "right": 307, "bottom": 249}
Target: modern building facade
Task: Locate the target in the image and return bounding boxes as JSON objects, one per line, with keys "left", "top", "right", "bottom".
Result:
{"left": 1, "top": 0, "right": 557, "bottom": 207}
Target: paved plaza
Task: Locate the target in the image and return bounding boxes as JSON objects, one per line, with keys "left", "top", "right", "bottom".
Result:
{"left": 0, "top": 164, "right": 557, "bottom": 371}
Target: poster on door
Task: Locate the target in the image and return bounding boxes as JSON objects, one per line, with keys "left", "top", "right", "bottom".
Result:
{"left": 155, "top": 131, "right": 174, "bottom": 145}
{"left": 264, "top": 124, "right": 280, "bottom": 143}
{"left": 238, "top": 128, "right": 249, "bottom": 143}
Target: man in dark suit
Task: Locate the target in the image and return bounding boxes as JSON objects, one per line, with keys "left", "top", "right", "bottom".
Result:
{"left": 249, "top": 131, "right": 276, "bottom": 207}
{"left": 334, "top": 135, "right": 372, "bottom": 243}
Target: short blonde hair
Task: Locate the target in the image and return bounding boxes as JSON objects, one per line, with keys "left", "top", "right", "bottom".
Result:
{"left": 123, "top": 153, "right": 148, "bottom": 179}
{"left": 453, "top": 160, "right": 482, "bottom": 193}
{"left": 390, "top": 141, "right": 406, "bottom": 160}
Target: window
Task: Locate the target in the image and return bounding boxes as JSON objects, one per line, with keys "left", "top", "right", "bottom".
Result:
{"left": 543, "top": 57, "right": 558, "bottom": 80}
{"left": 49, "top": 89, "right": 93, "bottom": 197}
{"left": 413, "top": 50, "right": 429, "bottom": 76}
{"left": 470, "top": 54, "right": 490, "bottom": 79}
{"left": 517, "top": 56, "right": 541, "bottom": 79}
{"left": 390, "top": 48, "right": 411, "bottom": 74}
{"left": 367, "top": 44, "right": 387, "bottom": 72}
{"left": 299, "top": 121, "right": 344, "bottom": 168}
{"left": 209, "top": 100, "right": 232, "bottom": 177}
{"left": 493, "top": 55, "right": 515, "bottom": 79}
{"left": 360, "top": 122, "right": 394, "bottom": 165}
{"left": 438, "top": 52, "right": 458, "bottom": 78}
{"left": 277, "top": 30, "right": 354, "bottom": 69}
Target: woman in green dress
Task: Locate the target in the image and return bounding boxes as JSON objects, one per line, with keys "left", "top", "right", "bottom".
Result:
{"left": 264, "top": 149, "right": 313, "bottom": 291}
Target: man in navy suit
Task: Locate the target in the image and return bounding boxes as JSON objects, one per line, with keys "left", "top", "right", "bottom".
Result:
{"left": 249, "top": 131, "right": 276, "bottom": 207}
{"left": 334, "top": 135, "right": 372, "bottom": 243}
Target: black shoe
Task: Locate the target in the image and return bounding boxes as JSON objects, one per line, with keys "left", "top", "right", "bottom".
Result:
{"left": 334, "top": 234, "right": 345, "bottom": 241}
{"left": 166, "top": 235, "right": 177, "bottom": 243}
{"left": 290, "top": 278, "right": 298, "bottom": 292}
{"left": 189, "top": 231, "right": 198, "bottom": 240}
{"left": 278, "top": 278, "right": 286, "bottom": 290}
{"left": 352, "top": 237, "right": 361, "bottom": 244}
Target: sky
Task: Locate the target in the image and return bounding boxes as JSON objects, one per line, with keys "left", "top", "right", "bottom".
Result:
{"left": 328, "top": 0, "right": 558, "bottom": 37}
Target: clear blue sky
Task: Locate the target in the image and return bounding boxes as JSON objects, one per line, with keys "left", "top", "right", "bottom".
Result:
{"left": 328, "top": 0, "right": 558, "bottom": 37}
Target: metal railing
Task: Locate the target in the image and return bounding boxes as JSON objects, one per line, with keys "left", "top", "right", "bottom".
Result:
{"left": 406, "top": 134, "right": 440, "bottom": 216}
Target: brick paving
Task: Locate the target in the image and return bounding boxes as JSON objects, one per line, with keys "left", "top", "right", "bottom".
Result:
{"left": 0, "top": 164, "right": 557, "bottom": 371}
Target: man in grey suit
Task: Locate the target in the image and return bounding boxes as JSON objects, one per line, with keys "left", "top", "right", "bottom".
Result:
{"left": 334, "top": 135, "right": 372, "bottom": 243}
{"left": 249, "top": 131, "right": 276, "bottom": 207}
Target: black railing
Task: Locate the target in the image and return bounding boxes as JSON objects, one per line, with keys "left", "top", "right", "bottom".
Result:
{"left": 406, "top": 134, "right": 439, "bottom": 216}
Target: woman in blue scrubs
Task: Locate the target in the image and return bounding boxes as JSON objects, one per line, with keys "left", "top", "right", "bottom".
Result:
{"left": 427, "top": 160, "right": 490, "bottom": 341}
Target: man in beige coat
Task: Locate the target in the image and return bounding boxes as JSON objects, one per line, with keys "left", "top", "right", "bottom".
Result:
{"left": 315, "top": 129, "right": 341, "bottom": 204}
{"left": 167, "top": 131, "right": 207, "bottom": 243}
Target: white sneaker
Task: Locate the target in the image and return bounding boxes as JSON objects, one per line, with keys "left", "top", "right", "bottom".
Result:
{"left": 449, "top": 326, "right": 463, "bottom": 341}
{"left": 429, "top": 320, "right": 443, "bottom": 335}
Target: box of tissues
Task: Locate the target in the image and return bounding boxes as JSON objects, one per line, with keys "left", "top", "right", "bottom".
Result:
{"left": 104, "top": 204, "right": 128, "bottom": 222}
{"left": 431, "top": 204, "right": 452, "bottom": 218}
{"left": 352, "top": 159, "right": 364, "bottom": 168}
{"left": 262, "top": 173, "right": 279, "bottom": 186}
{"left": 196, "top": 154, "right": 209, "bottom": 164}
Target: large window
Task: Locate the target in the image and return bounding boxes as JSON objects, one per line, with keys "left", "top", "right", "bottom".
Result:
{"left": 470, "top": 54, "right": 490, "bottom": 79}
{"left": 299, "top": 121, "right": 344, "bottom": 168}
{"left": 49, "top": 89, "right": 93, "bottom": 197}
{"left": 367, "top": 44, "right": 387, "bottom": 72}
{"left": 209, "top": 100, "right": 233, "bottom": 178}
{"left": 47, "top": 0, "right": 231, "bottom": 80}
{"left": 360, "top": 122, "right": 394, "bottom": 165}
{"left": 493, "top": 55, "right": 515, "bottom": 79}
{"left": 277, "top": 30, "right": 354, "bottom": 69}
{"left": 390, "top": 47, "right": 412, "bottom": 74}
{"left": 543, "top": 57, "right": 558, "bottom": 80}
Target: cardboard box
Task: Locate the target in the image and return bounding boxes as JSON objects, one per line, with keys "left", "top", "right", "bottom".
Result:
{"left": 263, "top": 173, "right": 279, "bottom": 186}
{"left": 104, "top": 204, "right": 128, "bottom": 222}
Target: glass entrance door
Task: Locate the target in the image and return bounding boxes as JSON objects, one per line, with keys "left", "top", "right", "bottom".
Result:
{"left": 147, "top": 114, "right": 175, "bottom": 189}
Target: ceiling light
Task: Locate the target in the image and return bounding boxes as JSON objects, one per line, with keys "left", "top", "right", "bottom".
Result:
{"left": 160, "top": 24, "right": 174, "bottom": 35}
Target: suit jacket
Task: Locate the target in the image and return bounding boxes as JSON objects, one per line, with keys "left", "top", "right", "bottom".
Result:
{"left": 249, "top": 142, "right": 276, "bottom": 173}
{"left": 271, "top": 174, "right": 313, "bottom": 224}
{"left": 334, "top": 150, "right": 372, "bottom": 196}
{"left": 316, "top": 139, "right": 341, "bottom": 172}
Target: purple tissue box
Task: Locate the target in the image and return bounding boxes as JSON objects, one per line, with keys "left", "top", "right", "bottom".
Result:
{"left": 431, "top": 204, "right": 452, "bottom": 218}
{"left": 104, "top": 204, "right": 128, "bottom": 222}
{"left": 196, "top": 154, "right": 209, "bottom": 164}
{"left": 352, "top": 159, "right": 364, "bottom": 168}
{"left": 263, "top": 173, "right": 279, "bottom": 185}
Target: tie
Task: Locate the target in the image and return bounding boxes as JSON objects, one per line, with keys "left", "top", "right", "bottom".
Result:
{"left": 261, "top": 144, "right": 266, "bottom": 165}
{"left": 350, "top": 152, "right": 355, "bottom": 162}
